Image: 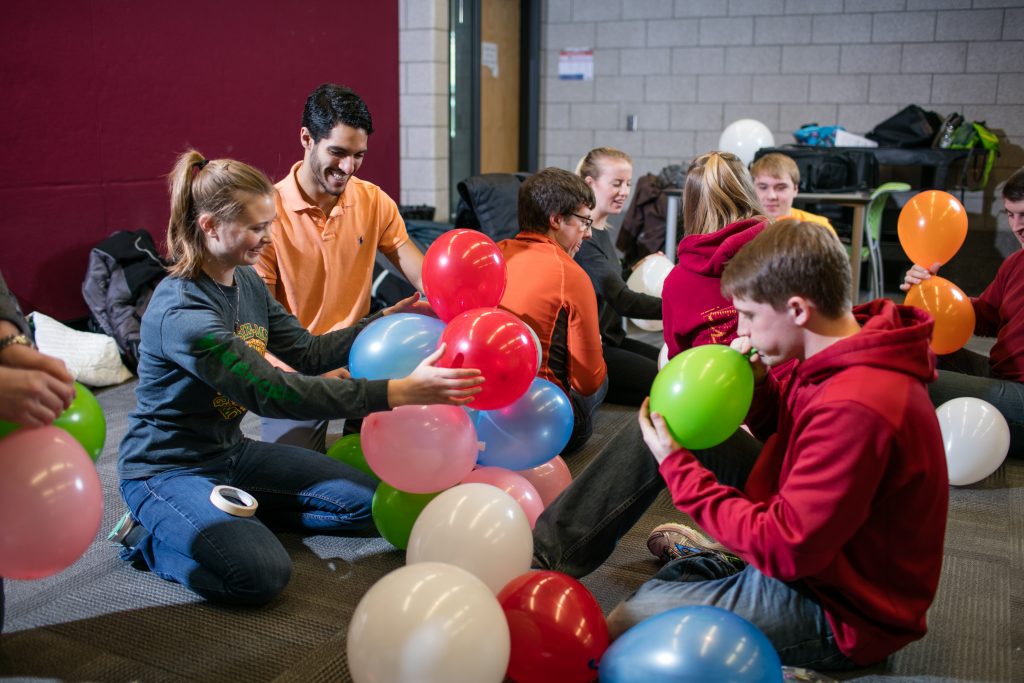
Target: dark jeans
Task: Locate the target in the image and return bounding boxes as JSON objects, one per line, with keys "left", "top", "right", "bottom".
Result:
{"left": 930, "top": 347, "right": 1024, "bottom": 459}
{"left": 564, "top": 376, "right": 609, "bottom": 456}
{"left": 532, "top": 421, "right": 856, "bottom": 670}
{"left": 118, "top": 439, "right": 375, "bottom": 605}
{"left": 604, "top": 337, "right": 660, "bottom": 407}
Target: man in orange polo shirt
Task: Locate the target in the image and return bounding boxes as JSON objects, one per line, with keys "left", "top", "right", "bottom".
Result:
{"left": 256, "top": 83, "right": 425, "bottom": 451}
{"left": 498, "top": 168, "right": 608, "bottom": 454}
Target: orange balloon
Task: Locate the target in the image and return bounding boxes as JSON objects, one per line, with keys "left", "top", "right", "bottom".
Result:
{"left": 903, "top": 275, "right": 976, "bottom": 355}
{"left": 897, "top": 190, "right": 968, "bottom": 269}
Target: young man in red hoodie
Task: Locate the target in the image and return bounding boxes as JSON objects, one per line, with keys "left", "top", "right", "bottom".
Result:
{"left": 902, "top": 167, "right": 1024, "bottom": 458}
{"left": 533, "top": 221, "right": 948, "bottom": 669}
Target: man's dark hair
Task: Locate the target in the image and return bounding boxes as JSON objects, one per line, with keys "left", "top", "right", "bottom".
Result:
{"left": 1003, "top": 167, "right": 1024, "bottom": 203}
{"left": 302, "top": 83, "right": 374, "bottom": 142}
{"left": 518, "top": 168, "right": 595, "bottom": 233}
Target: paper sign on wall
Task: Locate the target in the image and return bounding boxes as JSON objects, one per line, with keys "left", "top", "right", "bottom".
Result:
{"left": 558, "top": 48, "right": 593, "bottom": 81}
{"left": 482, "top": 42, "right": 498, "bottom": 77}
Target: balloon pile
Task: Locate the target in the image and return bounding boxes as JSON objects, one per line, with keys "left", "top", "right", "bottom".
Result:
{"left": 626, "top": 254, "right": 673, "bottom": 332}
{"left": 650, "top": 344, "right": 754, "bottom": 449}
{"left": 0, "top": 383, "right": 107, "bottom": 580}
{"left": 599, "top": 605, "right": 782, "bottom": 682}
{"left": 936, "top": 397, "right": 1010, "bottom": 486}
{"left": 899, "top": 191, "right": 973, "bottom": 355}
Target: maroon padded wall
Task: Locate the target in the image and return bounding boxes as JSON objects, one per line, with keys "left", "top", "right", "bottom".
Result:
{"left": 0, "top": 1, "right": 400, "bottom": 320}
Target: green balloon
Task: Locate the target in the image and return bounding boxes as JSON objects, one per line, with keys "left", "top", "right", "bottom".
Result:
{"left": 325, "top": 433, "right": 378, "bottom": 480}
{"left": 53, "top": 382, "right": 107, "bottom": 461}
{"left": 649, "top": 345, "right": 754, "bottom": 450}
{"left": 371, "top": 482, "right": 439, "bottom": 550}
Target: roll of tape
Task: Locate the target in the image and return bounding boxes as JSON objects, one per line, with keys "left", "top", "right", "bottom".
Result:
{"left": 210, "top": 485, "right": 259, "bottom": 517}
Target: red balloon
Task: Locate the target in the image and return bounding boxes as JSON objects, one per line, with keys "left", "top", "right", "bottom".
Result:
{"left": 422, "top": 229, "right": 508, "bottom": 322}
{"left": 437, "top": 308, "right": 538, "bottom": 410}
{"left": 498, "top": 570, "right": 609, "bottom": 683}
{"left": 0, "top": 426, "right": 103, "bottom": 579}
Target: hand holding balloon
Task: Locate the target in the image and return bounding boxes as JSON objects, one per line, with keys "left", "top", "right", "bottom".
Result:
{"left": 729, "top": 336, "right": 768, "bottom": 384}
{"left": 899, "top": 263, "right": 938, "bottom": 292}
{"left": 387, "top": 343, "right": 484, "bottom": 407}
{"left": 638, "top": 397, "right": 681, "bottom": 464}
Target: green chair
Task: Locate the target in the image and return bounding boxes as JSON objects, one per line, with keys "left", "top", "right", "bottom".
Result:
{"left": 853, "top": 182, "right": 911, "bottom": 301}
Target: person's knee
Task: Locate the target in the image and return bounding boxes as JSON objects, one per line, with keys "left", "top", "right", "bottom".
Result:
{"left": 220, "top": 543, "right": 293, "bottom": 605}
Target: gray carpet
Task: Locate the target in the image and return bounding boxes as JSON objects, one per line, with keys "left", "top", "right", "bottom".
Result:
{"left": 2, "top": 366, "right": 1021, "bottom": 682}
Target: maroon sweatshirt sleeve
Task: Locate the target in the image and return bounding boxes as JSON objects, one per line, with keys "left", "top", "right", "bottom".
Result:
{"left": 972, "top": 267, "right": 1006, "bottom": 338}
{"left": 658, "top": 400, "right": 890, "bottom": 582}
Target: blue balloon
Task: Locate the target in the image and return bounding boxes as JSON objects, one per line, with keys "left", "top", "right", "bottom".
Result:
{"left": 349, "top": 313, "right": 446, "bottom": 380}
{"left": 475, "top": 378, "right": 573, "bottom": 470}
{"left": 599, "top": 606, "right": 782, "bottom": 683}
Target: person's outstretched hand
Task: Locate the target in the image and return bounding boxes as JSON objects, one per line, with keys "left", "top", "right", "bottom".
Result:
{"left": 900, "top": 263, "right": 940, "bottom": 292}
{"left": 729, "top": 336, "right": 768, "bottom": 385}
{"left": 383, "top": 292, "right": 437, "bottom": 318}
{"left": 387, "top": 344, "right": 484, "bottom": 407}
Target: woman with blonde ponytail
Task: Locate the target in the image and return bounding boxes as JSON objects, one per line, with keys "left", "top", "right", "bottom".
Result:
{"left": 110, "top": 150, "right": 483, "bottom": 605}
{"left": 661, "top": 151, "right": 768, "bottom": 358}
{"left": 574, "top": 147, "right": 662, "bottom": 406}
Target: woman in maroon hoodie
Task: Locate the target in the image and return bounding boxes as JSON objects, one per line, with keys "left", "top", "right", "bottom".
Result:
{"left": 662, "top": 151, "right": 768, "bottom": 358}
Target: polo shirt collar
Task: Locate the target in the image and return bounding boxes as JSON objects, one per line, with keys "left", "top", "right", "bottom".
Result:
{"left": 277, "top": 161, "right": 352, "bottom": 216}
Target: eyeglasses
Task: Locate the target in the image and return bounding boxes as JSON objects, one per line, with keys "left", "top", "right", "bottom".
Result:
{"left": 569, "top": 213, "right": 594, "bottom": 230}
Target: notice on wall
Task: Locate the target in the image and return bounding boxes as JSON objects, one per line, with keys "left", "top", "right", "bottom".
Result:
{"left": 482, "top": 42, "right": 499, "bottom": 78}
{"left": 558, "top": 48, "right": 593, "bottom": 81}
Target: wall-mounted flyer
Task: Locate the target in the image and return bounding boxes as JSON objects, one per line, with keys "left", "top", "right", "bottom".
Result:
{"left": 558, "top": 48, "right": 593, "bottom": 81}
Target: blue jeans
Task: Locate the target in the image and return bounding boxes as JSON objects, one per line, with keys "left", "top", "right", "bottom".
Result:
{"left": 607, "top": 557, "right": 857, "bottom": 671}
{"left": 564, "top": 376, "right": 610, "bottom": 455}
{"left": 533, "top": 420, "right": 856, "bottom": 670}
{"left": 118, "top": 439, "right": 375, "bottom": 605}
{"left": 930, "top": 347, "right": 1024, "bottom": 459}
{"left": 260, "top": 415, "right": 328, "bottom": 453}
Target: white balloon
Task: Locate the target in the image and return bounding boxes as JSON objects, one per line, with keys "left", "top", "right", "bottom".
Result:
{"left": 347, "top": 562, "right": 510, "bottom": 683}
{"left": 658, "top": 343, "right": 670, "bottom": 370}
{"left": 936, "top": 397, "right": 1010, "bottom": 486}
{"left": 718, "top": 119, "right": 776, "bottom": 166}
{"left": 526, "top": 323, "right": 542, "bottom": 373}
{"left": 407, "top": 483, "right": 533, "bottom": 594}
{"left": 626, "top": 254, "right": 673, "bottom": 331}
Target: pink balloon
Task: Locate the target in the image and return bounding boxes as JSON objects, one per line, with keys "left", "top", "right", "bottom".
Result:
{"left": 517, "top": 456, "right": 572, "bottom": 508}
{"left": 437, "top": 308, "right": 538, "bottom": 411}
{"left": 361, "top": 405, "right": 479, "bottom": 494}
{"left": 461, "top": 466, "right": 544, "bottom": 528}
{"left": 0, "top": 426, "right": 103, "bottom": 579}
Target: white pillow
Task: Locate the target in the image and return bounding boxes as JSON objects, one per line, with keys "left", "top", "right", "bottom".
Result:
{"left": 28, "top": 311, "right": 133, "bottom": 387}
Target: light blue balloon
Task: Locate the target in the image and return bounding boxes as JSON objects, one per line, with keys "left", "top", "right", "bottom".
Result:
{"left": 599, "top": 606, "right": 782, "bottom": 683}
{"left": 349, "top": 313, "right": 446, "bottom": 380}
{"left": 475, "top": 378, "right": 573, "bottom": 470}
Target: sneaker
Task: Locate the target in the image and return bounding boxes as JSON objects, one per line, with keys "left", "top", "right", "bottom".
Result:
{"left": 646, "top": 522, "right": 741, "bottom": 565}
{"left": 107, "top": 511, "right": 138, "bottom": 546}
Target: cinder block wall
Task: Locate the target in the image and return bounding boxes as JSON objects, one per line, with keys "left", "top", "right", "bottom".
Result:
{"left": 539, "top": 0, "right": 1024, "bottom": 246}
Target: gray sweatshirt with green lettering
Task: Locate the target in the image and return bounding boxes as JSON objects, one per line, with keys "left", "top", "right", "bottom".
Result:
{"left": 119, "top": 266, "right": 389, "bottom": 479}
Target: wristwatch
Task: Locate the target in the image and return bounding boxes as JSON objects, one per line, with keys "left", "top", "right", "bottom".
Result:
{"left": 0, "top": 333, "right": 35, "bottom": 355}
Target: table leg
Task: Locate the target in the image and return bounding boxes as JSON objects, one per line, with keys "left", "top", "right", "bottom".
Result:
{"left": 849, "top": 204, "right": 865, "bottom": 304}
{"left": 665, "top": 195, "right": 679, "bottom": 264}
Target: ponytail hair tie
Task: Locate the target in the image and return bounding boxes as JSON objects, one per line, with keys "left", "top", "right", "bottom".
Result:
{"left": 193, "top": 159, "right": 210, "bottom": 176}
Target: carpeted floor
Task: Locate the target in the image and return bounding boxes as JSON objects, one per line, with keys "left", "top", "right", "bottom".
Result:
{"left": 1, "top": 363, "right": 1021, "bottom": 682}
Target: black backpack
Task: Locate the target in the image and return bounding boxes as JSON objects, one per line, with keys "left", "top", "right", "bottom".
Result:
{"left": 753, "top": 146, "right": 880, "bottom": 194}
{"left": 866, "top": 104, "right": 942, "bottom": 148}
